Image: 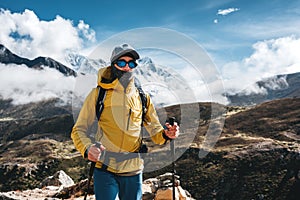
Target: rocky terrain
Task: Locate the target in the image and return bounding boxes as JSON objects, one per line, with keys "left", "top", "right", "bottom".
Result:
{"left": 0, "top": 97, "right": 299, "bottom": 199}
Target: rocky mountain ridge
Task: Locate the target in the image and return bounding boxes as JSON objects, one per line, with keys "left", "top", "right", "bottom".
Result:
{"left": 226, "top": 72, "right": 300, "bottom": 106}
{"left": 0, "top": 44, "right": 76, "bottom": 77}
{"left": 64, "top": 50, "right": 107, "bottom": 74}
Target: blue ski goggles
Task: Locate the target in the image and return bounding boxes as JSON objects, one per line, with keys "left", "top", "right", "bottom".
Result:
{"left": 115, "top": 59, "right": 138, "bottom": 69}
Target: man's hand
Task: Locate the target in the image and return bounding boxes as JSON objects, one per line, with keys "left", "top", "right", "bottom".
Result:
{"left": 164, "top": 122, "right": 180, "bottom": 139}
{"left": 87, "top": 143, "right": 106, "bottom": 162}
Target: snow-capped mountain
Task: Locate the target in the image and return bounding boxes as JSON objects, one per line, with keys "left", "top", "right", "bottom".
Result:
{"left": 67, "top": 53, "right": 194, "bottom": 107}
{"left": 135, "top": 57, "right": 194, "bottom": 106}
{"left": 226, "top": 72, "right": 300, "bottom": 106}
{"left": 1, "top": 43, "right": 299, "bottom": 107}
{"left": 65, "top": 50, "right": 107, "bottom": 74}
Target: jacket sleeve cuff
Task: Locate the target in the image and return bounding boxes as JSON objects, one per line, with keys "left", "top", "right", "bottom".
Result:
{"left": 84, "top": 145, "right": 92, "bottom": 159}
{"left": 162, "top": 130, "right": 172, "bottom": 144}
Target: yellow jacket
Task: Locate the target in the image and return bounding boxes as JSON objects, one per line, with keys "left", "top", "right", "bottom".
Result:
{"left": 71, "top": 66, "right": 167, "bottom": 174}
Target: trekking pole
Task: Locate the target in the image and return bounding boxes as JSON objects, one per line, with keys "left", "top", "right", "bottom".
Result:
{"left": 169, "top": 117, "right": 176, "bottom": 200}
{"left": 84, "top": 142, "right": 101, "bottom": 200}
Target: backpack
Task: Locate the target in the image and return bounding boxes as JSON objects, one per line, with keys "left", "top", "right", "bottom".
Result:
{"left": 95, "top": 78, "right": 148, "bottom": 153}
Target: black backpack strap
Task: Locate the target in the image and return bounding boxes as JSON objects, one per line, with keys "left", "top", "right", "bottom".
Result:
{"left": 134, "top": 78, "right": 149, "bottom": 154}
{"left": 134, "top": 78, "right": 148, "bottom": 125}
{"left": 95, "top": 80, "right": 147, "bottom": 122}
{"left": 95, "top": 86, "right": 106, "bottom": 121}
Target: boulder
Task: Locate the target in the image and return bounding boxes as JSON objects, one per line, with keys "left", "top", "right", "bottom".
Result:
{"left": 40, "top": 170, "right": 74, "bottom": 188}
{"left": 143, "top": 172, "right": 195, "bottom": 200}
{"left": 155, "top": 187, "right": 179, "bottom": 200}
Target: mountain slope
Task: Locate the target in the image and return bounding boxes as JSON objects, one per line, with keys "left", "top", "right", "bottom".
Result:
{"left": 0, "top": 44, "right": 76, "bottom": 76}
{"left": 223, "top": 97, "right": 300, "bottom": 141}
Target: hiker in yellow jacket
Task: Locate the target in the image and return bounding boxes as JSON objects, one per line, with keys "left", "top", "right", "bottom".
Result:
{"left": 71, "top": 44, "right": 179, "bottom": 200}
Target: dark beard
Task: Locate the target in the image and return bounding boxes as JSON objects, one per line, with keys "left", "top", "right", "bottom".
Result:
{"left": 111, "top": 66, "right": 133, "bottom": 88}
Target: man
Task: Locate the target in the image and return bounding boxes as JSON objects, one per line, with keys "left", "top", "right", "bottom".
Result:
{"left": 71, "top": 43, "right": 179, "bottom": 200}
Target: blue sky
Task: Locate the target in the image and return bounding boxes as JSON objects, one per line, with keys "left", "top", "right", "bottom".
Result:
{"left": 2, "top": 0, "right": 300, "bottom": 63}
{"left": 1, "top": 0, "right": 300, "bottom": 104}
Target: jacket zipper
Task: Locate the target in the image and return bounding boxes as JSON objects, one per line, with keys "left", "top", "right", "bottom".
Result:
{"left": 127, "top": 108, "right": 132, "bottom": 131}
{"left": 119, "top": 88, "right": 127, "bottom": 153}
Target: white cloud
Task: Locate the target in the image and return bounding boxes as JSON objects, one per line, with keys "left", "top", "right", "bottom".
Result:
{"left": 0, "top": 9, "right": 96, "bottom": 65}
{"left": 0, "top": 63, "right": 75, "bottom": 104}
{"left": 245, "top": 36, "right": 300, "bottom": 75}
{"left": 77, "top": 20, "right": 96, "bottom": 43}
{"left": 217, "top": 8, "right": 240, "bottom": 16}
{"left": 221, "top": 35, "right": 300, "bottom": 94}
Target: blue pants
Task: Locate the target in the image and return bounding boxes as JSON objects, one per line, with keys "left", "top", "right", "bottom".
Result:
{"left": 93, "top": 168, "right": 143, "bottom": 200}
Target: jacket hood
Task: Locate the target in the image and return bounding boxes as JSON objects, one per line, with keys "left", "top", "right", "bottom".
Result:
{"left": 97, "top": 66, "right": 134, "bottom": 90}
{"left": 97, "top": 66, "right": 115, "bottom": 89}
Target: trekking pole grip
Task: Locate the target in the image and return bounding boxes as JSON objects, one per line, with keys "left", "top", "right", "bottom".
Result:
{"left": 169, "top": 117, "right": 175, "bottom": 126}
{"left": 88, "top": 142, "right": 101, "bottom": 174}
{"left": 95, "top": 141, "right": 101, "bottom": 149}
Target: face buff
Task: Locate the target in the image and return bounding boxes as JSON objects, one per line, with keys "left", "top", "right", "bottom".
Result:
{"left": 111, "top": 65, "right": 133, "bottom": 88}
